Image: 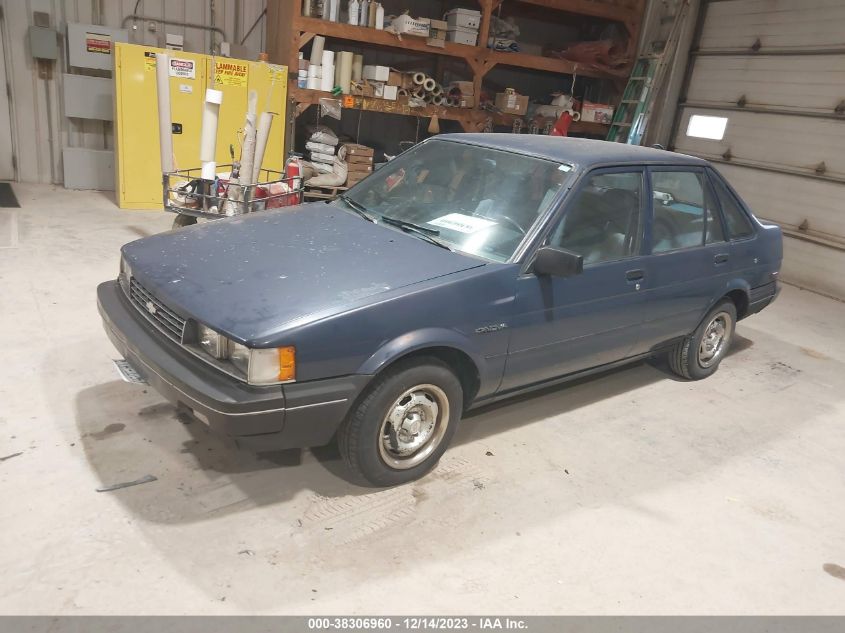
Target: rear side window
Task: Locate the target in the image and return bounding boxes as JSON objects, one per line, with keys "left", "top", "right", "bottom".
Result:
{"left": 650, "top": 170, "right": 722, "bottom": 253}
{"left": 711, "top": 175, "right": 754, "bottom": 239}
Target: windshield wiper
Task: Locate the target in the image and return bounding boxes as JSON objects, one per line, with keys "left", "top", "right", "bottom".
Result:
{"left": 380, "top": 216, "right": 452, "bottom": 250}
{"left": 339, "top": 194, "right": 375, "bottom": 222}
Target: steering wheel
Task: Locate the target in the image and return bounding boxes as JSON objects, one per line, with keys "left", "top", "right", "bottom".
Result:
{"left": 476, "top": 213, "right": 527, "bottom": 235}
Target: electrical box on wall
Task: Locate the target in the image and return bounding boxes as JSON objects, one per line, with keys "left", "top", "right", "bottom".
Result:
{"left": 28, "top": 26, "right": 59, "bottom": 60}
{"left": 113, "top": 43, "right": 288, "bottom": 209}
{"left": 67, "top": 23, "right": 129, "bottom": 71}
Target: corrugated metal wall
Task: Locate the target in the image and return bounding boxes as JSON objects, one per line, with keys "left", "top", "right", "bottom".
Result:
{"left": 0, "top": 0, "right": 267, "bottom": 184}
{"left": 670, "top": 0, "right": 845, "bottom": 299}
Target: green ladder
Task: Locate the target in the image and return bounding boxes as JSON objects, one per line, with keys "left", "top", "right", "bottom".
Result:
{"left": 606, "top": 56, "right": 657, "bottom": 144}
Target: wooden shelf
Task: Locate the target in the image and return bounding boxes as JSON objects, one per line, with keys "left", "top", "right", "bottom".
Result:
{"left": 267, "top": 0, "right": 645, "bottom": 134}
{"left": 293, "top": 16, "right": 477, "bottom": 61}
{"left": 294, "top": 16, "right": 615, "bottom": 80}
{"left": 482, "top": 49, "right": 612, "bottom": 78}
{"left": 506, "top": 0, "right": 642, "bottom": 24}
{"left": 291, "top": 87, "right": 481, "bottom": 126}
{"left": 490, "top": 110, "right": 610, "bottom": 135}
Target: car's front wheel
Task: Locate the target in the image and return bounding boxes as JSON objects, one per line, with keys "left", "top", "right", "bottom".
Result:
{"left": 338, "top": 358, "right": 463, "bottom": 486}
{"left": 668, "top": 299, "right": 737, "bottom": 380}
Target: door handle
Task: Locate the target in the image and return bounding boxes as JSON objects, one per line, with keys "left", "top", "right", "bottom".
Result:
{"left": 714, "top": 253, "right": 729, "bottom": 264}
{"left": 626, "top": 269, "right": 644, "bottom": 281}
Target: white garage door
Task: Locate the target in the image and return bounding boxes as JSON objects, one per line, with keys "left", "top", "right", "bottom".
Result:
{"left": 670, "top": 0, "right": 845, "bottom": 299}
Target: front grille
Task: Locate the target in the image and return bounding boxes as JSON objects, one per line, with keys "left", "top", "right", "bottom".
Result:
{"left": 129, "top": 277, "right": 186, "bottom": 341}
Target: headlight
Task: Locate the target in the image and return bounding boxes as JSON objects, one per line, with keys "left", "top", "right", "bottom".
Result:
{"left": 198, "top": 324, "right": 229, "bottom": 359}
{"left": 228, "top": 341, "right": 295, "bottom": 385}
{"left": 119, "top": 257, "right": 132, "bottom": 295}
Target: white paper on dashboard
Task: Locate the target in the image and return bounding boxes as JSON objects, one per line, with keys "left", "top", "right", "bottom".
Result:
{"left": 429, "top": 213, "right": 497, "bottom": 234}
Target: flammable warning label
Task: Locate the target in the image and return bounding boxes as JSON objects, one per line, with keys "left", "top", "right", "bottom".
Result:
{"left": 214, "top": 61, "right": 248, "bottom": 87}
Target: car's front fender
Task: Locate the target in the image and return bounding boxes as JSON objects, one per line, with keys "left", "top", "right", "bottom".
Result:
{"left": 356, "top": 327, "right": 504, "bottom": 398}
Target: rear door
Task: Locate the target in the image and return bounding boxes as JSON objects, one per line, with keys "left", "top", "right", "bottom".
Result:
{"left": 501, "top": 167, "right": 648, "bottom": 391}
{"left": 639, "top": 166, "right": 731, "bottom": 350}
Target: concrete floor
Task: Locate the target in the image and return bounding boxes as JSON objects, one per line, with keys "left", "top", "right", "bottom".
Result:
{"left": 1, "top": 183, "right": 844, "bottom": 615}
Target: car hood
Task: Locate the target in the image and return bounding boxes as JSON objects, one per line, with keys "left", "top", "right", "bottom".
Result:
{"left": 122, "top": 203, "right": 485, "bottom": 343}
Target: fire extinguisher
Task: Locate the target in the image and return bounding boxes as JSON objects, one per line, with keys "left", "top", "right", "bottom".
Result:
{"left": 283, "top": 152, "right": 304, "bottom": 206}
{"left": 285, "top": 152, "right": 303, "bottom": 192}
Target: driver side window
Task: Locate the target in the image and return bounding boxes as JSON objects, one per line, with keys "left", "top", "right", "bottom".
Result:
{"left": 547, "top": 171, "right": 644, "bottom": 265}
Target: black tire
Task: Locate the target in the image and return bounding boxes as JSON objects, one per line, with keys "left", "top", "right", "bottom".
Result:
{"left": 172, "top": 214, "right": 198, "bottom": 229}
{"left": 338, "top": 357, "right": 463, "bottom": 486}
{"left": 668, "top": 299, "right": 737, "bottom": 380}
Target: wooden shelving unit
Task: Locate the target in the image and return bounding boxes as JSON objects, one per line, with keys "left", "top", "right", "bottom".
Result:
{"left": 267, "top": 0, "right": 645, "bottom": 134}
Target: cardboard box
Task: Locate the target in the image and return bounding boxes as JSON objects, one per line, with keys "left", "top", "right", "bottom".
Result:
{"left": 382, "top": 85, "right": 398, "bottom": 101}
{"left": 346, "top": 172, "right": 369, "bottom": 186}
{"left": 342, "top": 143, "right": 375, "bottom": 158}
{"left": 362, "top": 65, "right": 390, "bottom": 82}
{"left": 454, "top": 94, "right": 475, "bottom": 108}
{"left": 495, "top": 91, "right": 529, "bottom": 115}
{"left": 426, "top": 37, "right": 446, "bottom": 48}
{"left": 387, "top": 70, "right": 403, "bottom": 86}
{"left": 447, "top": 26, "right": 478, "bottom": 46}
{"left": 350, "top": 81, "right": 375, "bottom": 97}
{"left": 347, "top": 162, "right": 374, "bottom": 174}
{"left": 390, "top": 14, "right": 430, "bottom": 37}
{"left": 429, "top": 18, "right": 448, "bottom": 31}
{"left": 347, "top": 153, "right": 373, "bottom": 164}
{"left": 445, "top": 8, "right": 481, "bottom": 29}
{"left": 581, "top": 101, "right": 614, "bottom": 124}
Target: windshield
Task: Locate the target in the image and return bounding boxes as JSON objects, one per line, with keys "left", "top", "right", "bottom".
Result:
{"left": 336, "top": 139, "right": 572, "bottom": 262}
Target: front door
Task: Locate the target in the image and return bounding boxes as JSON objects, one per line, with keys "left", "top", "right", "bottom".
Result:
{"left": 501, "top": 168, "right": 648, "bottom": 391}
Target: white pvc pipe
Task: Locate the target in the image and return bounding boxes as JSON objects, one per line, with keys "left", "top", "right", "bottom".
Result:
{"left": 251, "top": 111, "right": 275, "bottom": 183}
{"left": 199, "top": 88, "right": 223, "bottom": 180}
{"left": 238, "top": 90, "right": 258, "bottom": 186}
{"left": 154, "top": 53, "right": 174, "bottom": 173}
{"left": 320, "top": 50, "right": 335, "bottom": 92}
{"left": 309, "top": 35, "right": 325, "bottom": 66}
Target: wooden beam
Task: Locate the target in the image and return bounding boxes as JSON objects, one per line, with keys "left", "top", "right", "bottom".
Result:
{"left": 299, "top": 32, "right": 316, "bottom": 49}
{"left": 266, "top": 0, "right": 297, "bottom": 68}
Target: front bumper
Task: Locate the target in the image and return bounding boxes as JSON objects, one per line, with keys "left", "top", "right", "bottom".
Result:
{"left": 97, "top": 281, "right": 369, "bottom": 450}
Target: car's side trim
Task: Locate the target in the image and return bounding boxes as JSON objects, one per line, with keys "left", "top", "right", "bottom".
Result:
{"left": 286, "top": 398, "right": 348, "bottom": 411}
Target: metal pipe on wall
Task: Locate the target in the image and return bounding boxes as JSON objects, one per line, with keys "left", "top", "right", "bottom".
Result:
{"left": 120, "top": 14, "right": 227, "bottom": 42}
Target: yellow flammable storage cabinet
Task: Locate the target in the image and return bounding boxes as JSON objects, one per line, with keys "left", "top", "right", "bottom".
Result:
{"left": 114, "top": 43, "right": 288, "bottom": 209}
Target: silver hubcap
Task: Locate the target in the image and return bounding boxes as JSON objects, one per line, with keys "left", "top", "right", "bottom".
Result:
{"left": 378, "top": 384, "right": 450, "bottom": 470}
{"left": 698, "top": 311, "right": 732, "bottom": 368}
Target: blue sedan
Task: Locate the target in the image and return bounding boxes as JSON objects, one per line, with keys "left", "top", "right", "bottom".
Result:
{"left": 98, "top": 135, "right": 782, "bottom": 485}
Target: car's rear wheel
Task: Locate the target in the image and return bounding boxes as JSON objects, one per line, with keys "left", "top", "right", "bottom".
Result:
{"left": 338, "top": 358, "right": 463, "bottom": 486}
{"left": 668, "top": 299, "right": 737, "bottom": 380}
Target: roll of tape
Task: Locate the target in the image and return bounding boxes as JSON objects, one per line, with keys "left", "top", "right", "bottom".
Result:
{"left": 412, "top": 72, "right": 426, "bottom": 85}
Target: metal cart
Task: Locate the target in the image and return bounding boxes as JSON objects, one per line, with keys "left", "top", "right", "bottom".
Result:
{"left": 163, "top": 165, "right": 303, "bottom": 229}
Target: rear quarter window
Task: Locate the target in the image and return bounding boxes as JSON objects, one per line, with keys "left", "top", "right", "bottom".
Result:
{"left": 711, "top": 174, "right": 754, "bottom": 239}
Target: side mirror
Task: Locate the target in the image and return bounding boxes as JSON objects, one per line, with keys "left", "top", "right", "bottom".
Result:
{"left": 532, "top": 246, "right": 584, "bottom": 278}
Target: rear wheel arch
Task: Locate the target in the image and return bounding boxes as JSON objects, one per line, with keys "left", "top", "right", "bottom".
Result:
{"left": 724, "top": 288, "right": 749, "bottom": 320}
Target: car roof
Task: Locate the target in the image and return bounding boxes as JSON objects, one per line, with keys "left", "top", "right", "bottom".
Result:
{"left": 436, "top": 133, "right": 708, "bottom": 170}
